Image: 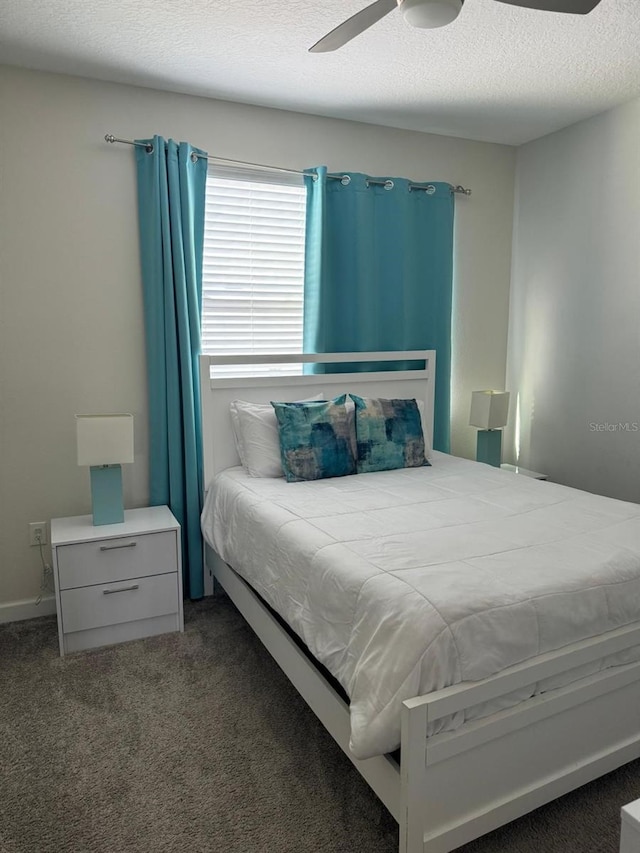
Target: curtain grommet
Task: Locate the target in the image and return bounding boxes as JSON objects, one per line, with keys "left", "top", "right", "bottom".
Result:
{"left": 340, "top": 175, "right": 351, "bottom": 186}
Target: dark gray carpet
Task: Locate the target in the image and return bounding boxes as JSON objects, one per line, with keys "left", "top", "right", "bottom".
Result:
{"left": 0, "top": 597, "right": 638, "bottom": 853}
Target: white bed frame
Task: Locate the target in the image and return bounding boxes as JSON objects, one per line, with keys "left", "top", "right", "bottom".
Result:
{"left": 200, "top": 351, "right": 640, "bottom": 853}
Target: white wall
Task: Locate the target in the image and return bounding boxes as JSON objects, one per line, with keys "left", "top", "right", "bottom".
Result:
{"left": 0, "top": 65, "right": 516, "bottom": 607}
{"left": 506, "top": 96, "right": 640, "bottom": 501}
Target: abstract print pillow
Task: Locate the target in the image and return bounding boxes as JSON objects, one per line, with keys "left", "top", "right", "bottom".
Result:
{"left": 271, "top": 395, "right": 356, "bottom": 483}
{"left": 349, "top": 394, "right": 429, "bottom": 474}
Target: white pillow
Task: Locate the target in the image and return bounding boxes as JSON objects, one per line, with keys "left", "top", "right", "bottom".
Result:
{"left": 230, "top": 394, "right": 325, "bottom": 478}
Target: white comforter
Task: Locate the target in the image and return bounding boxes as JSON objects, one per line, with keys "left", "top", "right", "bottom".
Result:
{"left": 201, "top": 453, "right": 640, "bottom": 759}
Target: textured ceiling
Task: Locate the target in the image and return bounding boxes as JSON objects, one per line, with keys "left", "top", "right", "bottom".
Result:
{"left": 1, "top": 0, "right": 640, "bottom": 145}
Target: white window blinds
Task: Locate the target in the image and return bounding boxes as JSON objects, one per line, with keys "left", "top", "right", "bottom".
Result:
{"left": 201, "top": 164, "right": 307, "bottom": 376}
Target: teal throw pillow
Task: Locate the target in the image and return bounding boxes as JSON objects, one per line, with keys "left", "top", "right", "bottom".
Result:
{"left": 349, "top": 394, "right": 429, "bottom": 474}
{"left": 271, "top": 395, "right": 356, "bottom": 483}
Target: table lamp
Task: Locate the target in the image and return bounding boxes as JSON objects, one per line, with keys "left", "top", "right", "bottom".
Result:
{"left": 76, "top": 414, "right": 134, "bottom": 525}
{"left": 469, "top": 391, "right": 510, "bottom": 467}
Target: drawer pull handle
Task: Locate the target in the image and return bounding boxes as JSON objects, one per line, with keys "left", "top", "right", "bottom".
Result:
{"left": 99, "top": 542, "right": 137, "bottom": 552}
{"left": 103, "top": 584, "right": 139, "bottom": 595}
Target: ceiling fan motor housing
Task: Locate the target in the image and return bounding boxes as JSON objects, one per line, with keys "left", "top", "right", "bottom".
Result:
{"left": 400, "top": 0, "right": 463, "bottom": 28}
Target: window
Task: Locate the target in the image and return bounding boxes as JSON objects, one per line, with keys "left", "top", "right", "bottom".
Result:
{"left": 201, "top": 164, "right": 307, "bottom": 376}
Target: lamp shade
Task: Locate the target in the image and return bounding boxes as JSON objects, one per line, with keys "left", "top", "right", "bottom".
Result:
{"left": 469, "top": 391, "right": 510, "bottom": 430}
{"left": 76, "top": 414, "right": 134, "bottom": 466}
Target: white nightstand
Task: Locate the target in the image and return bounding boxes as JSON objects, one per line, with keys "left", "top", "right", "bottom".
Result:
{"left": 50, "top": 506, "right": 184, "bottom": 656}
{"left": 500, "top": 463, "right": 548, "bottom": 480}
{"left": 620, "top": 799, "right": 640, "bottom": 853}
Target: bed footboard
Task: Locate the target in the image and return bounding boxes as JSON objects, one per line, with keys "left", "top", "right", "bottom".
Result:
{"left": 401, "top": 625, "right": 640, "bottom": 852}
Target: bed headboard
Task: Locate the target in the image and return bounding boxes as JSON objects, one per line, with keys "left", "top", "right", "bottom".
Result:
{"left": 199, "top": 351, "right": 436, "bottom": 486}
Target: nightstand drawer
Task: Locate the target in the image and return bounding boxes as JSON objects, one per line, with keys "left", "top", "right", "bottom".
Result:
{"left": 60, "top": 572, "right": 179, "bottom": 634}
{"left": 56, "top": 530, "right": 176, "bottom": 590}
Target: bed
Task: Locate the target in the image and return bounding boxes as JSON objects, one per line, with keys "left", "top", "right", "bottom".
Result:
{"left": 199, "top": 351, "right": 640, "bottom": 853}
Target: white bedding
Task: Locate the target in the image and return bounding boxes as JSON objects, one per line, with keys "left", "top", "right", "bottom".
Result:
{"left": 201, "top": 452, "right": 640, "bottom": 759}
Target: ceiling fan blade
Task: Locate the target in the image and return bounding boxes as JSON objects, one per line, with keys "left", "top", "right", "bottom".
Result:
{"left": 493, "top": 0, "right": 601, "bottom": 13}
{"left": 309, "top": 0, "right": 398, "bottom": 52}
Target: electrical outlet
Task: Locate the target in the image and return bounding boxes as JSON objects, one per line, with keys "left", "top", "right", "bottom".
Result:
{"left": 29, "top": 522, "right": 48, "bottom": 547}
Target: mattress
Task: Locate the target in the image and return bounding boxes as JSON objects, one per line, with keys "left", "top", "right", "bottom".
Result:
{"left": 201, "top": 452, "right": 640, "bottom": 759}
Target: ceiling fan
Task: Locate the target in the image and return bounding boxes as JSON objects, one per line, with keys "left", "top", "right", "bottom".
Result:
{"left": 309, "top": 0, "right": 602, "bottom": 52}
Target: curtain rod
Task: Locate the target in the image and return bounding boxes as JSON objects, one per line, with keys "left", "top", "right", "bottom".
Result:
{"left": 325, "top": 174, "right": 471, "bottom": 196}
{"left": 104, "top": 134, "right": 306, "bottom": 177}
{"left": 104, "top": 134, "right": 471, "bottom": 196}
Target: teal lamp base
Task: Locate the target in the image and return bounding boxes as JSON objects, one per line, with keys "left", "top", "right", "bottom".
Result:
{"left": 476, "top": 430, "right": 502, "bottom": 467}
{"left": 89, "top": 465, "right": 124, "bottom": 525}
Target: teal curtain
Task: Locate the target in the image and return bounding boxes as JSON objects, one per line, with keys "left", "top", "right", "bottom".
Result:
{"left": 135, "top": 136, "right": 207, "bottom": 599}
{"left": 303, "top": 169, "right": 454, "bottom": 452}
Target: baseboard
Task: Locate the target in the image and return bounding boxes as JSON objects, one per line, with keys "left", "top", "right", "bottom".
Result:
{"left": 0, "top": 596, "right": 56, "bottom": 624}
